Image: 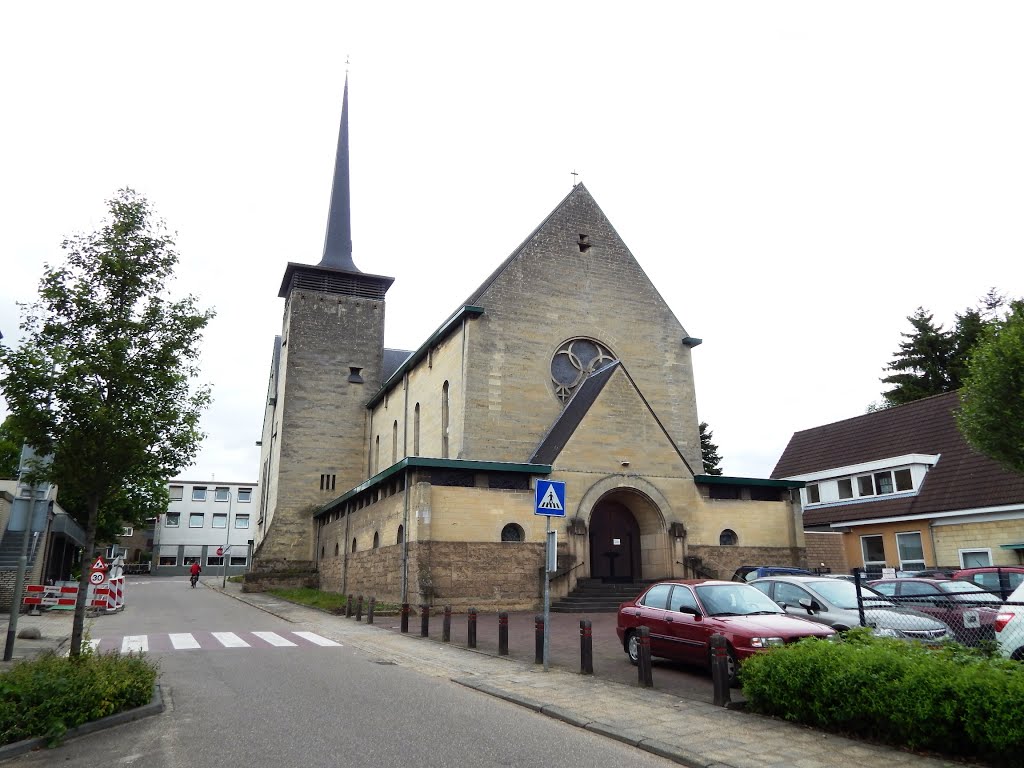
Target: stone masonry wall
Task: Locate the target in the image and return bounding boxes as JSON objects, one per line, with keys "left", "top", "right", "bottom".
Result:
{"left": 685, "top": 544, "right": 806, "bottom": 581}
{"left": 804, "top": 531, "right": 850, "bottom": 575}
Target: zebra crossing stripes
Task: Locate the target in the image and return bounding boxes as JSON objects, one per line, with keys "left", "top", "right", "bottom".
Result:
{"left": 211, "top": 631, "right": 249, "bottom": 648}
{"left": 94, "top": 630, "right": 340, "bottom": 654}
{"left": 293, "top": 631, "right": 341, "bottom": 647}
{"left": 252, "top": 631, "right": 297, "bottom": 647}
{"left": 169, "top": 633, "right": 201, "bottom": 649}
{"left": 123, "top": 635, "right": 148, "bottom": 653}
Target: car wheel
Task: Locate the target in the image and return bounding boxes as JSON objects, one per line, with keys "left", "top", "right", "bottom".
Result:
{"left": 626, "top": 631, "right": 639, "bottom": 666}
{"left": 708, "top": 644, "right": 739, "bottom": 687}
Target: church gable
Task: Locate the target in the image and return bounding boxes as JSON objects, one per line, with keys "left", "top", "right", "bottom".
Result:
{"left": 546, "top": 363, "right": 695, "bottom": 479}
{"left": 459, "top": 184, "right": 702, "bottom": 470}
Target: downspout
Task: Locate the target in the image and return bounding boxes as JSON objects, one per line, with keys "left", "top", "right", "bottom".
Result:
{"left": 342, "top": 505, "right": 351, "bottom": 597}
{"left": 401, "top": 373, "right": 410, "bottom": 604}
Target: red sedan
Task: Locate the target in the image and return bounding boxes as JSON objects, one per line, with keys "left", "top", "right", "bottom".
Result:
{"left": 616, "top": 579, "right": 835, "bottom": 684}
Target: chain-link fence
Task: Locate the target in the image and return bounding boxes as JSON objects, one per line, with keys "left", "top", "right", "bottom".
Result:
{"left": 851, "top": 569, "right": 1024, "bottom": 656}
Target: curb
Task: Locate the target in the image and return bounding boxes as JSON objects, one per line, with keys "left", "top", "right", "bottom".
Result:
{"left": 0, "top": 683, "right": 165, "bottom": 762}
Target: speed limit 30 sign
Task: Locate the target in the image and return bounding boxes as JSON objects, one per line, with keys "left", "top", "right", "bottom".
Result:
{"left": 90, "top": 570, "right": 106, "bottom": 585}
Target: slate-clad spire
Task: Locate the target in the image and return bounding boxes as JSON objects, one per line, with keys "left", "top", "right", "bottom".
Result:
{"left": 319, "top": 75, "right": 359, "bottom": 272}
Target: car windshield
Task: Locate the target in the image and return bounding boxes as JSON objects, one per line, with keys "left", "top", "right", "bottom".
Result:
{"left": 695, "top": 584, "right": 784, "bottom": 616}
{"left": 937, "top": 580, "right": 997, "bottom": 603}
{"left": 804, "top": 579, "right": 890, "bottom": 610}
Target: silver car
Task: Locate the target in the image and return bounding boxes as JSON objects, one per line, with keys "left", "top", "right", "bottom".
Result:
{"left": 750, "top": 576, "right": 952, "bottom": 642}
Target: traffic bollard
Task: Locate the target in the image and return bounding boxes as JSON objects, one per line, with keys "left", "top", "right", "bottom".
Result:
{"left": 710, "top": 633, "right": 731, "bottom": 706}
{"left": 420, "top": 604, "right": 430, "bottom": 637}
{"left": 534, "top": 614, "right": 544, "bottom": 665}
{"left": 400, "top": 602, "right": 410, "bottom": 633}
{"left": 580, "top": 619, "right": 593, "bottom": 675}
{"left": 442, "top": 605, "right": 451, "bottom": 643}
{"left": 637, "top": 626, "right": 653, "bottom": 687}
{"left": 346, "top": 594, "right": 353, "bottom": 618}
{"left": 367, "top": 596, "right": 376, "bottom": 624}
{"left": 468, "top": 607, "right": 477, "bottom": 648}
{"left": 356, "top": 595, "right": 363, "bottom": 622}
{"left": 498, "top": 612, "right": 509, "bottom": 655}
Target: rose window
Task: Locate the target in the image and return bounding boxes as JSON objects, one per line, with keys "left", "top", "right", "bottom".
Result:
{"left": 550, "top": 338, "right": 616, "bottom": 403}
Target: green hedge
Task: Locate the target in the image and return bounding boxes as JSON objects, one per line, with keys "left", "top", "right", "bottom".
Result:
{"left": 740, "top": 629, "right": 1024, "bottom": 765}
{"left": 0, "top": 650, "right": 158, "bottom": 747}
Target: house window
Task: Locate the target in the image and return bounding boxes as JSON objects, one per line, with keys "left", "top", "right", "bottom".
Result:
{"left": 189, "top": 513, "right": 204, "bottom": 528}
{"left": 874, "top": 472, "right": 894, "bottom": 495}
{"left": 159, "top": 554, "right": 177, "bottom": 566}
{"left": 806, "top": 484, "right": 820, "bottom": 504}
{"left": 212, "top": 514, "right": 227, "bottom": 529}
{"left": 229, "top": 555, "right": 247, "bottom": 567}
{"left": 166, "top": 513, "right": 180, "bottom": 528}
{"left": 719, "top": 529, "right": 738, "bottom": 546}
{"left": 237, "top": 488, "right": 252, "bottom": 503}
{"left": 441, "top": 381, "right": 450, "bottom": 459}
{"left": 207, "top": 554, "right": 224, "bottom": 567}
{"left": 896, "top": 531, "right": 925, "bottom": 571}
{"left": 861, "top": 535, "right": 886, "bottom": 573}
{"left": 959, "top": 549, "right": 992, "bottom": 568}
{"left": 169, "top": 485, "right": 183, "bottom": 501}
{"left": 192, "top": 486, "right": 207, "bottom": 502}
{"left": 397, "top": 524, "right": 404, "bottom": 545}
{"left": 235, "top": 515, "right": 250, "bottom": 529}
{"left": 121, "top": 527, "right": 133, "bottom": 537}
{"left": 837, "top": 479, "right": 853, "bottom": 499}
{"left": 215, "top": 487, "right": 230, "bottom": 502}
{"left": 501, "top": 523, "right": 524, "bottom": 542}
{"left": 320, "top": 474, "right": 336, "bottom": 491}
{"left": 392, "top": 420, "right": 398, "bottom": 464}
{"left": 373, "top": 531, "right": 380, "bottom": 549}
{"left": 893, "top": 469, "right": 913, "bottom": 491}
{"left": 375, "top": 436, "right": 380, "bottom": 474}
{"left": 352, "top": 538, "right": 357, "bottom": 553}
{"left": 856, "top": 476, "right": 874, "bottom": 497}
{"left": 413, "top": 403, "right": 420, "bottom": 455}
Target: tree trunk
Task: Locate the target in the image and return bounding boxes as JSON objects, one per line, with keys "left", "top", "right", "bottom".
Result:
{"left": 69, "top": 495, "right": 101, "bottom": 657}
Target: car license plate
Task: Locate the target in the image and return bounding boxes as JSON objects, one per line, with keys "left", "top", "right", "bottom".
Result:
{"left": 963, "top": 610, "right": 980, "bottom": 629}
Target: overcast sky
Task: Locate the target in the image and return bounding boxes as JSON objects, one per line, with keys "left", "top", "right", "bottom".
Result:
{"left": 2, "top": 3, "right": 1022, "bottom": 485}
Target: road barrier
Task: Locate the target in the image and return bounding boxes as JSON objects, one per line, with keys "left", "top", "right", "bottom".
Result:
{"left": 23, "top": 583, "right": 108, "bottom": 610}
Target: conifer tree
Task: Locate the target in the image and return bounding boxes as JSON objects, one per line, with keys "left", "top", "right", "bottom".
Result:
{"left": 699, "top": 422, "right": 724, "bottom": 475}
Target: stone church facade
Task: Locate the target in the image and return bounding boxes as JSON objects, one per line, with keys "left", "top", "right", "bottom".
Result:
{"left": 251, "top": 81, "right": 806, "bottom": 608}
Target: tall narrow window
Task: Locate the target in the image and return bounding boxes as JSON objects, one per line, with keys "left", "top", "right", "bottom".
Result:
{"left": 392, "top": 420, "right": 398, "bottom": 464}
{"left": 413, "top": 403, "right": 420, "bottom": 456}
{"left": 441, "top": 381, "right": 450, "bottom": 459}
{"left": 375, "top": 436, "right": 380, "bottom": 474}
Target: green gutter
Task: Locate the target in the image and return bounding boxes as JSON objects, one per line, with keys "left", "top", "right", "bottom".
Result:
{"left": 694, "top": 474, "right": 805, "bottom": 489}
{"left": 315, "top": 456, "right": 552, "bottom": 519}
{"left": 367, "top": 305, "right": 485, "bottom": 408}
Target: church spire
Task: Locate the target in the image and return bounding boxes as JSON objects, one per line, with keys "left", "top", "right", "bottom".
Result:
{"left": 319, "top": 74, "right": 359, "bottom": 272}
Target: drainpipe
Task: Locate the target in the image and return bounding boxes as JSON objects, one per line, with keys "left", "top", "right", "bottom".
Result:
{"left": 401, "top": 373, "right": 410, "bottom": 605}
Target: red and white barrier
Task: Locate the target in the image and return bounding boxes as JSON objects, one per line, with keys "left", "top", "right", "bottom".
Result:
{"left": 23, "top": 584, "right": 107, "bottom": 609}
{"left": 104, "top": 576, "right": 125, "bottom": 612}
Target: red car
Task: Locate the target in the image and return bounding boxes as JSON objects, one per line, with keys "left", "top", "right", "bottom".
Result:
{"left": 616, "top": 579, "right": 835, "bottom": 684}
{"left": 868, "top": 577, "right": 1000, "bottom": 646}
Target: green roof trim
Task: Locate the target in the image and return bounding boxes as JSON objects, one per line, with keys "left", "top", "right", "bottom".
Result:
{"left": 694, "top": 474, "right": 805, "bottom": 489}
{"left": 999, "top": 543, "right": 1024, "bottom": 550}
{"left": 315, "top": 456, "right": 552, "bottom": 518}
{"left": 366, "top": 305, "right": 485, "bottom": 408}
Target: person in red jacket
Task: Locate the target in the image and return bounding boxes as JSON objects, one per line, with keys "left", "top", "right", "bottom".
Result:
{"left": 189, "top": 560, "right": 202, "bottom": 587}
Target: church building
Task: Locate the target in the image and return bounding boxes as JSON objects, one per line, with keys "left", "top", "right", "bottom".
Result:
{"left": 252, "top": 80, "right": 807, "bottom": 609}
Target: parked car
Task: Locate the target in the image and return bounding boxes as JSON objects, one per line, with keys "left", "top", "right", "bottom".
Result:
{"left": 616, "top": 579, "right": 834, "bottom": 685}
{"left": 995, "top": 581, "right": 1024, "bottom": 660}
{"left": 868, "top": 577, "right": 999, "bottom": 646}
{"left": 750, "top": 576, "right": 953, "bottom": 643}
{"left": 952, "top": 567, "right": 1024, "bottom": 601}
{"left": 730, "top": 565, "right": 814, "bottom": 582}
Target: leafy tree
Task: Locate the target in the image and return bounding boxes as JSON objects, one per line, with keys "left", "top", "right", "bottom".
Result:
{"left": 881, "top": 291, "right": 1006, "bottom": 407}
{"left": 699, "top": 421, "right": 724, "bottom": 475}
{"left": 0, "top": 416, "right": 21, "bottom": 479}
{"left": 957, "top": 300, "right": 1024, "bottom": 475}
{"left": 0, "top": 189, "right": 213, "bottom": 656}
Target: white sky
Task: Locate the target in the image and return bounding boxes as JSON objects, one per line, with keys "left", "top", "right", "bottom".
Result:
{"left": 2, "top": 2, "right": 1022, "bottom": 484}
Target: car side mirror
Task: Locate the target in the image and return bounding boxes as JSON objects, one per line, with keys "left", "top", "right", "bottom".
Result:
{"left": 798, "top": 597, "right": 820, "bottom": 613}
{"left": 677, "top": 606, "right": 700, "bottom": 617}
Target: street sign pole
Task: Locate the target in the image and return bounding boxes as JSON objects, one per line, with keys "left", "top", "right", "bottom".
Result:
{"left": 543, "top": 516, "right": 550, "bottom": 672}
{"left": 534, "top": 479, "right": 565, "bottom": 674}
{"left": 222, "top": 491, "right": 233, "bottom": 588}
{"left": 3, "top": 486, "right": 42, "bottom": 661}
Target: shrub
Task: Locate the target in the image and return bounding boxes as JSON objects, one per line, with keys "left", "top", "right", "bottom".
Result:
{"left": 0, "top": 649, "right": 158, "bottom": 747}
{"left": 740, "top": 630, "right": 1024, "bottom": 765}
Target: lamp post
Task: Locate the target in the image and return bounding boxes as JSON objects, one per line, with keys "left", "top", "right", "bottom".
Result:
{"left": 222, "top": 490, "right": 233, "bottom": 588}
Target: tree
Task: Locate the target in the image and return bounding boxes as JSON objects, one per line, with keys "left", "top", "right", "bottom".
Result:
{"left": 0, "top": 416, "right": 21, "bottom": 479}
{"left": 699, "top": 421, "right": 724, "bottom": 475}
{"left": 957, "top": 300, "right": 1024, "bottom": 475}
{"left": 0, "top": 189, "right": 213, "bottom": 656}
{"left": 880, "top": 291, "right": 1006, "bottom": 407}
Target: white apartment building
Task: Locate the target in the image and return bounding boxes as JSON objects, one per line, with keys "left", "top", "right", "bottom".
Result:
{"left": 154, "top": 480, "right": 257, "bottom": 577}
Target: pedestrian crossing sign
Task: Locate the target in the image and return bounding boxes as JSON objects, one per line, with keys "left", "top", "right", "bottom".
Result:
{"left": 535, "top": 480, "right": 566, "bottom": 517}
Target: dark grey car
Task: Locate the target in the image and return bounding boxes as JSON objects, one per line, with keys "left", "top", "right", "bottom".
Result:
{"left": 750, "top": 576, "right": 952, "bottom": 642}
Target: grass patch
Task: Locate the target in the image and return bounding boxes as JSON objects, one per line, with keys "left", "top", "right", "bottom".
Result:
{"left": 266, "top": 587, "right": 402, "bottom": 614}
{"left": 0, "top": 649, "right": 158, "bottom": 747}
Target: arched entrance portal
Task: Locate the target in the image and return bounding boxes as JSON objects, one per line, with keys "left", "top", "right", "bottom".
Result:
{"left": 589, "top": 500, "right": 642, "bottom": 582}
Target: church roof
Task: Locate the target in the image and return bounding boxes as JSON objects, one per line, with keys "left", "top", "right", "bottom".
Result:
{"left": 382, "top": 348, "right": 414, "bottom": 381}
{"left": 319, "top": 75, "right": 358, "bottom": 272}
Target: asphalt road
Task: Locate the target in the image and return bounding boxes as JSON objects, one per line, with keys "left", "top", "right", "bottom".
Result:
{"left": 10, "top": 579, "right": 682, "bottom": 768}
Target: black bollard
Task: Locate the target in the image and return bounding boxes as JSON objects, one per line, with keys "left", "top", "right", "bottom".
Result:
{"left": 356, "top": 595, "right": 363, "bottom": 622}
{"left": 637, "top": 626, "right": 653, "bottom": 688}
{"left": 367, "top": 596, "right": 376, "bottom": 624}
{"left": 420, "top": 604, "right": 430, "bottom": 638}
{"left": 710, "top": 633, "right": 732, "bottom": 706}
{"left": 580, "top": 619, "right": 593, "bottom": 675}
{"left": 400, "top": 602, "right": 410, "bottom": 633}
{"left": 534, "top": 614, "right": 544, "bottom": 665}
{"left": 498, "top": 612, "right": 509, "bottom": 656}
{"left": 346, "top": 594, "right": 353, "bottom": 618}
{"left": 442, "top": 605, "right": 451, "bottom": 643}
{"left": 468, "top": 607, "right": 477, "bottom": 648}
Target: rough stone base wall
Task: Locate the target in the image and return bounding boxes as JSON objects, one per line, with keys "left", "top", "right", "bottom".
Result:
{"left": 803, "top": 532, "right": 849, "bottom": 575}
{"left": 242, "top": 559, "right": 317, "bottom": 593}
{"left": 685, "top": 545, "right": 806, "bottom": 581}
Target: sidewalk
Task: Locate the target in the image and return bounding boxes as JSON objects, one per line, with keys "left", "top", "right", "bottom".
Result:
{"left": 1, "top": 584, "right": 979, "bottom": 768}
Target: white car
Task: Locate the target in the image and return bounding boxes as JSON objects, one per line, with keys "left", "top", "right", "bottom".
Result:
{"left": 995, "top": 581, "right": 1024, "bottom": 660}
